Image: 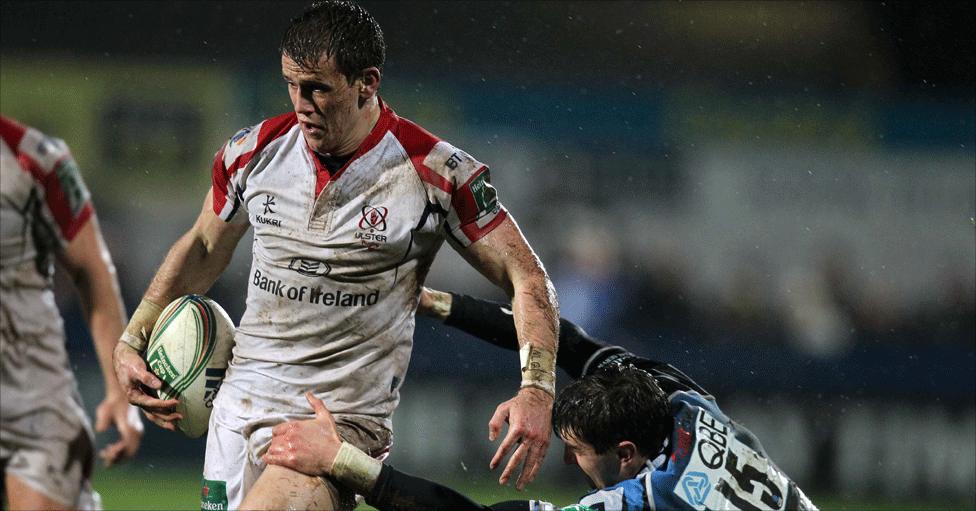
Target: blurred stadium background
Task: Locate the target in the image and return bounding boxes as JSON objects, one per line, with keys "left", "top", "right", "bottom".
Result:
{"left": 2, "top": 1, "right": 974, "bottom": 509}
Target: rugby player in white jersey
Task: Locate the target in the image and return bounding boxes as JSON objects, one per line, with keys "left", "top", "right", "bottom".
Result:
{"left": 112, "top": 2, "right": 559, "bottom": 510}
{"left": 1, "top": 115, "right": 143, "bottom": 510}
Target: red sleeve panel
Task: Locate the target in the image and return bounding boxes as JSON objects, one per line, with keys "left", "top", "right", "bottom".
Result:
{"left": 451, "top": 166, "right": 507, "bottom": 244}
{"left": 212, "top": 112, "right": 298, "bottom": 221}
{"left": 392, "top": 114, "right": 507, "bottom": 247}
{"left": 2, "top": 115, "right": 93, "bottom": 243}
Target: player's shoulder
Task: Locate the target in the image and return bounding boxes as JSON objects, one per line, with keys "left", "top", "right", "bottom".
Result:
{"left": 1, "top": 115, "right": 72, "bottom": 175}
{"left": 390, "top": 114, "right": 442, "bottom": 157}
{"left": 390, "top": 113, "right": 486, "bottom": 191}
{"left": 0, "top": 115, "right": 28, "bottom": 150}
{"left": 670, "top": 390, "right": 722, "bottom": 416}
{"left": 669, "top": 391, "right": 736, "bottom": 443}
{"left": 578, "top": 473, "right": 650, "bottom": 510}
{"left": 391, "top": 113, "right": 483, "bottom": 169}
{"left": 221, "top": 112, "right": 299, "bottom": 164}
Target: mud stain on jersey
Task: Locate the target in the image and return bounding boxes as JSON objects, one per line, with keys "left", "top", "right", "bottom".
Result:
{"left": 405, "top": 251, "right": 436, "bottom": 311}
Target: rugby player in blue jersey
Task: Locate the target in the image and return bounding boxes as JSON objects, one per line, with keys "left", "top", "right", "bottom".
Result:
{"left": 262, "top": 288, "right": 817, "bottom": 510}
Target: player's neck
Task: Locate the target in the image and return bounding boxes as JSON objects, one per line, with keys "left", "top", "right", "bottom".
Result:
{"left": 331, "top": 97, "right": 381, "bottom": 158}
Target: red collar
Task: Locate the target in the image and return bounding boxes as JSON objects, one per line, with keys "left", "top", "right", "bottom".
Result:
{"left": 307, "top": 98, "right": 397, "bottom": 195}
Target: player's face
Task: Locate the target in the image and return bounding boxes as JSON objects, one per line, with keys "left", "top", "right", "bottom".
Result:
{"left": 562, "top": 435, "right": 623, "bottom": 489}
{"left": 281, "top": 53, "right": 366, "bottom": 156}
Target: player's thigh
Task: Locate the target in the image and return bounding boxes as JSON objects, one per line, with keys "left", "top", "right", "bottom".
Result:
{"left": 238, "top": 417, "right": 390, "bottom": 510}
{"left": 5, "top": 472, "right": 72, "bottom": 511}
{"left": 202, "top": 418, "right": 250, "bottom": 510}
{"left": 334, "top": 416, "right": 393, "bottom": 460}
{"left": 239, "top": 464, "right": 354, "bottom": 511}
{"left": 1, "top": 412, "right": 96, "bottom": 510}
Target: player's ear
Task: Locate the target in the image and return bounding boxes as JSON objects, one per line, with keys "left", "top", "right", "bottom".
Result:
{"left": 615, "top": 440, "right": 642, "bottom": 476}
{"left": 615, "top": 441, "right": 637, "bottom": 462}
{"left": 357, "top": 67, "right": 381, "bottom": 99}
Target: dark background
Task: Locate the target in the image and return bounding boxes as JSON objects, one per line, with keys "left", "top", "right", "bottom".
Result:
{"left": 2, "top": 1, "right": 974, "bottom": 505}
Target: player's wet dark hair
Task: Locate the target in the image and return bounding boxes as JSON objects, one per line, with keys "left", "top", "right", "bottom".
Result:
{"left": 553, "top": 365, "right": 672, "bottom": 457}
{"left": 280, "top": 0, "right": 385, "bottom": 82}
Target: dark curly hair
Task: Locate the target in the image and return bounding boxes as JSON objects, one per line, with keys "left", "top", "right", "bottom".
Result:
{"left": 280, "top": 1, "right": 385, "bottom": 82}
{"left": 553, "top": 365, "right": 672, "bottom": 457}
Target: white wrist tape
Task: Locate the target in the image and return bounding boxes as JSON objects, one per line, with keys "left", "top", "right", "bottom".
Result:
{"left": 119, "top": 299, "right": 163, "bottom": 353}
{"left": 119, "top": 332, "right": 147, "bottom": 353}
{"left": 331, "top": 441, "right": 383, "bottom": 494}
{"left": 519, "top": 344, "right": 556, "bottom": 397}
{"left": 427, "top": 291, "right": 452, "bottom": 321}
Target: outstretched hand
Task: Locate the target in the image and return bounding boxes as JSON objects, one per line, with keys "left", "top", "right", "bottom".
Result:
{"left": 262, "top": 392, "right": 343, "bottom": 476}
{"left": 488, "top": 387, "right": 553, "bottom": 490}
{"left": 94, "top": 393, "right": 143, "bottom": 467}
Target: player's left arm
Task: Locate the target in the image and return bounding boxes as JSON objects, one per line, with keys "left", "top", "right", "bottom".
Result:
{"left": 56, "top": 214, "right": 143, "bottom": 466}
{"left": 455, "top": 215, "right": 559, "bottom": 490}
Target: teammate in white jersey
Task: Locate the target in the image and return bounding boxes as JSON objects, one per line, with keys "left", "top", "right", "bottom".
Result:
{"left": 1, "top": 115, "right": 143, "bottom": 510}
{"left": 112, "top": 2, "right": 559, "bottom": 510}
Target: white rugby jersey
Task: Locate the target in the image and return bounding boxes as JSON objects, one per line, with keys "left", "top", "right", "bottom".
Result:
{"left": 210, "top": 99, "right": 506, "bottom": 426}
{"left": 0, "top": 115, "right": 92, "bottom": 425}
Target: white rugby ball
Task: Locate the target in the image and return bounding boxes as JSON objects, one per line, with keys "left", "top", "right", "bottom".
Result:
{"left": 145, "top": 295, "right": 235, "bottom": 438}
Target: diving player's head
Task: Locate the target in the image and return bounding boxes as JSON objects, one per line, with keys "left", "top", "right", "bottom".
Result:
{"left": 553, "top": 366, "right": 672, "bottom": 489}
{"left": 280, "top": 1, "right": 386, "bottom": 156}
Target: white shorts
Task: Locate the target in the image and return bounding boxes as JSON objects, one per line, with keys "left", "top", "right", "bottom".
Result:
{"left": 201, "top": 408, "right": 392, "bottom": 510}
{"left": 0, "top": 409, "right": 101, "bottom": 510}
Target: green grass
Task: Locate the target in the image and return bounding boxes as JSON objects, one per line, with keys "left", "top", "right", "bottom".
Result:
{"left": 90, "top": 465, "right": 583, "bottom": 511}
{"left": 91, "top": 464, "right": 972, "bottom": 510}
{"left": 93, "top": 465, "right": 199, "bottom": 510}
{"left": 91, "top": 466, "right": 577, "bottom": 510}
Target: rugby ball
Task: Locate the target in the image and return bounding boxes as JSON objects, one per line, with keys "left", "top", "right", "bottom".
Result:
{"left": 145, "top": 295, "right": 235, "bottom": 438}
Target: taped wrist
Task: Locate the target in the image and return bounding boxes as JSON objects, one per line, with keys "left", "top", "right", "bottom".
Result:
{"left": 331, "top": 441, "right": 383, "bottom": 494}
{"left": 119, "top": 299, "right": 163, "bottom": 353}
{"left": 426, "top": 290, "right": 453, "bottom": 321}
{"left": 519, "top": 344, "right": 556, "bottom": 397}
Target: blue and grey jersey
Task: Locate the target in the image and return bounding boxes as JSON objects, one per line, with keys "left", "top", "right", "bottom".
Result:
{"left": 572, "top": 391, "right": 816, "bottom": 511}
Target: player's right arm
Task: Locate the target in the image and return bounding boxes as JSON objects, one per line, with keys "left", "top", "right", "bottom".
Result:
{"left": 113, "top": 188, "right": 248, "bottom": 430}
